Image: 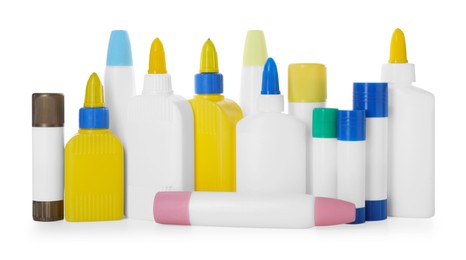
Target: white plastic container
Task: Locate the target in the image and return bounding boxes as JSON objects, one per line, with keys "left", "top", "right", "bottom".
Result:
{"left": 104, "top": 30, "right": 136, "bottom": 143}
{"left": 288, "top": 64, "right": 327, "bottom": 195}
{"left": 337, "top": 110, "right": 366, "bottom": 224}
{"left": 237, "top": 58, "right": 306, "bottom": 194}
{"left": 382, "top": 30, "right": 435, "bottom": 218}
{"left": 153, "top": 192, "right": 356, "bottom": 229}
{"left": 354, "top": 82, "right": 388, "bottom": 221}
{"left": 240, "top": 30, "right": 268, "bottom": 116}
{"left": 125, "top": 38, "right": 194, "bottom": 220}
{"left": 32, "top": 93, "right": 64, "bottom": 221}
{"left": 311, "top": 108, "right": 338, "bottom": 198}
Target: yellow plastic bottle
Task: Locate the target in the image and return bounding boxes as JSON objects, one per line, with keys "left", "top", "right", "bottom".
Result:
{"left": 65, "top": 73, "right": 124, "bottom": 221}
{"left": 190, "top": 39, "right": 243, "bottom": 191}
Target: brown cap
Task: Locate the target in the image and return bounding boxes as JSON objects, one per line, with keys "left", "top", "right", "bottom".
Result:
{"left": 33, "top": 201, "right": 64, "bottom": 221}
{"left": 32, "top": 93, "right": 64, "bottom": 127}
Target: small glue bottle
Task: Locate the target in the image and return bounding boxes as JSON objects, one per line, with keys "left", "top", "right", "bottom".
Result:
{"left": 32, "top": 93, "right": 64, "bottom": 221}
{"left": 353, "top": 82, "right": 388, "bottom": 221}
{"left": 337, "top": 110, "right": 366, "bottom": 224}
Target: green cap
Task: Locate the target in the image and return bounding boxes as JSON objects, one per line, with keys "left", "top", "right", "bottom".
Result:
{"left": 313, "top": 108, "right": 338, "bottom": 138}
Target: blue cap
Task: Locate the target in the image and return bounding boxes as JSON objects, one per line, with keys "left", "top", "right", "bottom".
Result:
{"left": 106, "top": 30, "right": 133, "bottom": 66}
{"left": 337, "top": 110, "right": 365, "bottom": 141}
{"left": 348, "top": 207, "right": 366, "bottom": 224}
{"left": 195, "top": 73, "right": 223, "bottom": 94}
{"left": 365, "top": 200, "right": 387, "bottom": 221}
{"left": 353, "top": 82, "right": 388, "bottom": 118}
{"left": 79, "top": 107, "right": 109, "bottom": 129}
{"left": 261, "top": 57, "right": 280, "bottom": 95}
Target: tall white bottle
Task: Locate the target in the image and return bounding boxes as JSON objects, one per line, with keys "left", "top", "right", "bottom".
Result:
{"left": 337, "top": 110, "right": 366, "bottom": 224}
{"left": 381, "top": 28, "right": 435, "bottom": 218}
{"left": 240, "top": 30, "right": 268, "bottom": 116}
{"left": 353, "top": 82, "right": 388, "bottom": 221}
{"left": 237, "top": 58, "right": 306, "bottom": 194}
{"left": 125, "top": 38, "right": 194, "bottom": 220}
{"left": 288, "top": 64, "right": 327, "bottom": 195}
{"left": 311, "top": 108, "right": 338, "bottom": 198}
{"left": 104, "top": 30, "right": 136, "bottom": 143}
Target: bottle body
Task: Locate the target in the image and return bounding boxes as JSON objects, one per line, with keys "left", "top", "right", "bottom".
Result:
{"left": 189, "top": 94, "right": 243, "bottom": 191}
{"left": 104, "top": 66, "right": 135, "bottom": 142}
{"left": 288, "top": 101, "right": 326, "bottom": 194}
{"left": 387, "top": 84, "right": 435, "bottom": 217}
{"left": 312, "top": 137, "right": 337, "bottom": 198}
{"left": 125, "top": 93, "right": 194, "bottom": 220}
{"left": 240, "top": 65, "right": 264, "bottom": 116}
{"left": 337, "top": 140, "right": 366, "bottom": 224}
{"left": 236, "top": 113, "right": 306, "bottom": 193}
{"left": 65, "top": 129, "right": 124, "bottom": 221}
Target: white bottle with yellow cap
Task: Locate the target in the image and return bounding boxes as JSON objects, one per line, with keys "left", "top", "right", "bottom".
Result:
{"left": 288, "top": 64, "right": 327, "bottom": 195}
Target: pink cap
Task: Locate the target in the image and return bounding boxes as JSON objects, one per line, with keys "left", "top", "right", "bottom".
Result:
{"left": 314, "top": 197, "right": 356, "bottom": 226}
{"left": 153, "top": 192, "right": 192, "bottom": 225}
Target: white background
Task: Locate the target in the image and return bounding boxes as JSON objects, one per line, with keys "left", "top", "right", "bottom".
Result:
{"left": 1, "top": 0, "right": 464, "bottom": 259}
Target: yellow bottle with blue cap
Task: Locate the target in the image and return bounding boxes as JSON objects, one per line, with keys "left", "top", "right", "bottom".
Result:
{"left": 65, "top": 73, "right": 124, "bottom": 221}
{"left": 189, "top": 39, "right": 243, "bottom": 191}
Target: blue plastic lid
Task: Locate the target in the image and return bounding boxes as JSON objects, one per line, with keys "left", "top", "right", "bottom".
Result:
{"left": 261, "top": 57, "right": 280, "bottom": 95}
{"left": 365, "top": 199, "right": 387, "bottom": 221}
{"left": 349, "top": 207, "right": 366, "bottom": 224}
{"left": 337, "top": 110, "right": 366, "bottom": 141}
{"left": 353, "top": 82, "right": 388, "bottom": 118}
{"left": 195, "top": 73, "right": 223, "bottom": 94}
{"left": 79, "top": 107, "right": 109, "bottom": 129}
{"left": 106, "top": 30, "right": 133, "bottom": 66}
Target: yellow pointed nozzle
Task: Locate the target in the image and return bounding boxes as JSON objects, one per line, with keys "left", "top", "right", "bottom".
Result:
{"left": 148, "top": 38, "right": 167, "bottom": 74}
{"left": 84, "top": 73, "right": 105, "bottom": 108}
{"left": 389, "top": 28, "right": 408, "bottom": 63}
{"left": 200, "top": 39, "right": 219, "bottom": 73}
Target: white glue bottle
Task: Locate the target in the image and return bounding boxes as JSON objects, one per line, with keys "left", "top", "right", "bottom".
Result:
{"left": 353, "top": 82, "right": 388, "bottom": 221}
{"left": 240, "top": 30, "right": 268, "bottom": 116}
{"left": 236, "top": 57, "right": 306, "bottom": 194}
{"left": 124, "top": 38, "right": 194, "bottom": 220}
{"left": 311, "top": 108, "right": 338, "bottom": 198}
{"left": 104, "top": 30, "right": 136, "bottom": 143}
{"left": 337, "top": 110, "right": 366, "bottom": 224}
{"left": 288, "top": 64, "right": 326, "bottom": 195}
{"left": 381, "top": 28, "right": 435, "bottom": 218}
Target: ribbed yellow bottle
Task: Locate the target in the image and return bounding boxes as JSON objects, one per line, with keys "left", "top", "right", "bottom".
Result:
{"left": 189, "top": 39, "right": 243, "bottom": 191}
{"left": 65, "top": 73, "right": 124, "bottom": 221}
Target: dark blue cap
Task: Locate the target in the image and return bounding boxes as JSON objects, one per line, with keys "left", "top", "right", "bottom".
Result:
{"left": 353, "top": 82, "right": 388, "bottom": 118}
{"left": 195, "top": 73, "right": 223, "bottom": 94}
{"left": 79, "top": 107, "right": 109, "bottom": 129}
{"left": 261, "top": 57, "right": 280, "bottom": 95}
{"left": 348, "top": 207, "right": 366, "bottom": 224}
{"left": 337, "top": 110, "right": 365, "bottom": 141}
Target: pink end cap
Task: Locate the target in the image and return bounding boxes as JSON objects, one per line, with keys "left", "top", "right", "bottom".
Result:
{"left": 153, "top": 192, "right": 191, "bottom": 225}
{"left": 314, "top": 197, "right": 356, "bottom": 226}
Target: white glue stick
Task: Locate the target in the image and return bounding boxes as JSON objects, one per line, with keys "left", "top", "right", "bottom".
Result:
{"left": 312, "top": 108, "right": 338, "bottom": 198}
{"left": 32, "top": 93, "right": 64, "bottom": 221}
{"left": 353, "top": 82, "right": 388, "bottom": 221}
{"left": 337, "top": 110, "right": 366, "bottom": 224}
{"left": 153, "top": 192, "right": 355, "bottom": 229}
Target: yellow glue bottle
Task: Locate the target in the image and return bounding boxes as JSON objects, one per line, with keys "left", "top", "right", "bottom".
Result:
{"left": 65, "top": 73, "right": 124, "bottom": 221}
{"left": 189, "top": 39, "right": 243, "bottom": 191}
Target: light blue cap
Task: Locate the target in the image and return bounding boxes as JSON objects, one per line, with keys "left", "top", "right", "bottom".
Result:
{"left": 106, "top": 30, "right": 133, "bottom": 66}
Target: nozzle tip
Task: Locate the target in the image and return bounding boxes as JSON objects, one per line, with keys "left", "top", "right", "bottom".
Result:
{"left": 261, "top": 57, "right": 280, "bottom": 95}
{"left": 84, "top": 73, "right": 105, "bottom": 108}
{"left": 148, "top": 37, "right": 167, "bottom": 74}
{"left": 200, "top": 39, "right": 219, "bottom": 73}
{"left": 389, "top": 28, "right": 408, "bottom": 63}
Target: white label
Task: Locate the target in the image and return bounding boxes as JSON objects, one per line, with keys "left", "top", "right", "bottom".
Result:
{"left": 366, "top": 118, "right": 388, "bottom": 200}
{"left": 337, "top": 140, "right": 365, "bottom": 208}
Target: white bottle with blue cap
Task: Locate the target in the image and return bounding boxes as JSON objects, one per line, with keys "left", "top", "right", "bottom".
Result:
{"left": 236, "top": 58, "right": 306, "bottom": 193}
{"left": 104, "top": 30, "right": 136, "bottom": 144}
{"left": 354, "top": 83, "right": 388, "bottom": 221}
{"left": 337, "top": 110, "right": 366, "bottom": 224}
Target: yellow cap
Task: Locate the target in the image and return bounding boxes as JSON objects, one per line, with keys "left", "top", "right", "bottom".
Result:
{"left": 148, "top": 38, "right": 167, "bottom": 74}
{"left": 288, "top": 64, "right": 327, "bottom": 102}
{"left": 243, "top": 30, "right": 268, "bottom": 66}
{"left": 200, "top": 39, "right": 219, "bottom": 73}
{"left": 389, "top": 28, "right": 408, "bottom": 63}
{"left": 84, "top": 73, "right": 105, "bottom": 108}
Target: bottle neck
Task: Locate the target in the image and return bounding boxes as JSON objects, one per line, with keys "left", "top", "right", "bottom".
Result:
{"left": 143, "top": 74, "right": 173, "bottom": 95}
{"left": 258, "top": 94, "right": 284, "bottom": 113}
{"left": 381, "top": 63, "right": 415, "bottom": 85}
